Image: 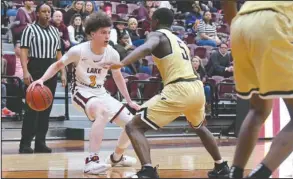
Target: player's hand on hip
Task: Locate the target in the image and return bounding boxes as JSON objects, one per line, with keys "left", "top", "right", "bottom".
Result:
{"left": 27, "top": 79, "right": 44, "bottom": 92}
{"left": 23, "top": 70, "right": 33, "bottom": 86}
{"left": 61, "top": 73, "right": 67, "bottom": 87}
{"left": 127, "top": 101, "right": 141, "bottom": 111}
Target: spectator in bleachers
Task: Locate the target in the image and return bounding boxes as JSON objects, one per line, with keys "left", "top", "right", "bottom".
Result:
{"left": 207, "top": 1, "right": 217, "bottom": 13}
{"left": 63, "top": 1, "right": 84, "bottom": 26}
{"left": 138, "top": 59, "right": 152, "bottom": 75}
{"left": 196, "top": 11, "right": 221, "bottom": 47}
{"left": 13, "top": 41, "right": 23, "bottom": 81}
{"left": 127, "top": 18, "right": 140, "bottom": 41}
{"left": 114, "top": 31, "right": 136, "bottom": 75}
{"left": 185, "top": 4, "right": 202, "bottom": 31}
{"left": 82, "top": 1, "right": 95, "bottom": 20}
{"left": 51, "top": 11, "right": 70, "bottom": 54}
{"left": 209, "top": 43, "right": 233, "bottom": 78}
{"left": 127, "top": 18, "right": 145, "bottom": 47}
{"left": 1, "top": 57, "right": 16, "bottom": 117}
{"left": 110, "top": 18, "right": 132, "bottom": 45}
{"left": 135, "top": 1, "right": 149, "bottom": 21}
{"left": 11, "top": 0, "right": 36, "bottom": 42}
{"left": 158, "top": 1, "right": 172, "bottom": 9}
{"left": 192, "top": 56, "right": 211, "bottom": 105}
{"left": 68, "top": 13, "right": 86, "bottom": 46}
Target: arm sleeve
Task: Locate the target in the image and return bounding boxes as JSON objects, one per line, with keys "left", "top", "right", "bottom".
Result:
{"left": 197, "top": 20, "right": 205, "bottom": 33}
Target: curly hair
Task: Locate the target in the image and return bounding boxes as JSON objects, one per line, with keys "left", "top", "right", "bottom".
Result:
{"left": 84, "top": 11, "right": 112, "bottom": 35}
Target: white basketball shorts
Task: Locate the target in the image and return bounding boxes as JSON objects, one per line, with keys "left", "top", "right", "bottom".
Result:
{"left": 71, "top": 87, "right": 133, "bottom": 124}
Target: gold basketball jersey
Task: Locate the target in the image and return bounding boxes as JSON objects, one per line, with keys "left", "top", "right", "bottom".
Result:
{"left": 238, "top": 1, "right": 293, "bottom": 18}
{"left": 152, "top": 29, "right": 197, "bottom": 85}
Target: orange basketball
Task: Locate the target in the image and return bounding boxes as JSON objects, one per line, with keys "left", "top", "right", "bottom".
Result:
{"left": 26, "top": 85, "right": 53, "bottom": 111}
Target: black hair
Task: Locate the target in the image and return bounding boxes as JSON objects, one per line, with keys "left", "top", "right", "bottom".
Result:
{"left": 152, "top": 8, "right": 174, "bottom": 27}
{"left": 117, "top": 31, "right": 129, "bottom": 41}
{"left": 84, "top": 11, "right": 112, "bottom": 35}
{"left": 36, "top": 3, "right": 47, "bottom": 13}
{"left": 203, "top": 11, "right": 212, "bottom": 25}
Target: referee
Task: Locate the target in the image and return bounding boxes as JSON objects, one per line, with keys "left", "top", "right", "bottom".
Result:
{"left": 19, "top": 3, "right": 66, "bottom": 154}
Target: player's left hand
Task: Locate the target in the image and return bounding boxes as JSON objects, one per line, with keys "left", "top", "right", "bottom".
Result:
{"left": 102, "top": 62, "right": 124, "bottom": 70}
{"left": 127, "top": 101, "right": 141, "bottom": 111}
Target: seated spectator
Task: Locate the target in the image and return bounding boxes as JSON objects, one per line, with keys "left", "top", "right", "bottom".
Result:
{"left": 68, "top": 14, "right": 86, "bottom": 46}
{"left": 11, "top": 0, "right": 36, "bottom": 42}
{"left": 185, "top": 4, "right": 202, "bottom": 31}
{"left": 207, "top": 1, "right": 218, "bottom": 13}
{"left": 191, "top": 56, "right": 211, "bottom": 104}
{"left": 51, "top": 11, "right": 70, "bottom": 54}
{"left": 110, "top": 18, "right": 132, "bottom": 45}
{"left": 196, "top": 11, "right": 221, "bottom": 47}
{"left": 82, "top": 1, "right": 95, "bottom": 21}
{"left": 63, "top": 1, "right": 84, "bottom": 26}
{"left": 139, "top": 59, "right": 152, "bottom": 75}
{"left": 113, "top": 32, "right": 136, "bottom": 74}
{"left": 13, "top": 41, "right": 23, "bottom": 81}
{"left": 209, "top": 43, "right": 233, "bottom": 78}
{"left": 127, "top": 18, "right": 145, "bottom": 47}
{"left": 135, "top": 1, "right": 149, "bottom": 21}
{"left": 1, "top": 57, "right": 15, "bottom": 117}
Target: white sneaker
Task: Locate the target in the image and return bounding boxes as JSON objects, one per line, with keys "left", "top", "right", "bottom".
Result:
{"left": 84, "top": 156, "right": 111, "bottom": 175}
{"left": 105, "top": 153, "right": 137, "bottom": 167}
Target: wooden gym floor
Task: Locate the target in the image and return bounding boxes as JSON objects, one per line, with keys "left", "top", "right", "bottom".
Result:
{"left": 2, "top": 137, "right": 293, "bottom": 178}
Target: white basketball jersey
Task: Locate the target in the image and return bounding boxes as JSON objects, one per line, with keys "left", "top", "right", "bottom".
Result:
{"left": 61, "top": 41, "right": 120, "bottom": 93}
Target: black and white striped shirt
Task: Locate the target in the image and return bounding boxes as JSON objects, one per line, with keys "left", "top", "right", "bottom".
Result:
{"left": 20, "top": 23, "right": 61, "bottom": 59}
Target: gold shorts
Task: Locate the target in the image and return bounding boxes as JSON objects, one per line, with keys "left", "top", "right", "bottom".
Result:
{"left": 137, "top": 80, "right": 205, "bottom": 130}
{"left": 231, "top": 10, "right": 293, "bottom": 99}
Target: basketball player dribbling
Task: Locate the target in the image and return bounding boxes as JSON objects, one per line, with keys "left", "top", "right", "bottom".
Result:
{"left": 221, "top": 1, "right": 293, "bottom": 178}
{"left": 29, "top": 12, "right": 139, "bottom": 175}
{"left": 104, "top": 8, "right": 230, "bottom": 178}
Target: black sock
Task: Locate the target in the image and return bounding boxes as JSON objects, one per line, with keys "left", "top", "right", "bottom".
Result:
{"left": 230, "top": 165, "right": 244, "bottom": 178}
{"left": 248, "top": 163, "right": 272, "bottom": 178}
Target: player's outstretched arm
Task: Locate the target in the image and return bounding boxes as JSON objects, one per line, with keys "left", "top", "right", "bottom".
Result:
{"left": 221, "top": 0, "right": 238, "bottom": 26}
{"left": 120, "top": 32, "right": 161, "bottom": 67}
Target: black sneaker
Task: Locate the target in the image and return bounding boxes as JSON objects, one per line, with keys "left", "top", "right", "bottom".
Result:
{"left": 19, "top": 146, "right": 34, "bottom": 154}
{"left": 208, "top": 161, "right": 230, "bottom": 178}
{"left": 131, "top": 166, "right": 159, "bottom": 178}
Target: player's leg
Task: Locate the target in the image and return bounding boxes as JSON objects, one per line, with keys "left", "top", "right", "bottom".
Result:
{"left": 126, "top": 93, "right": 181, "bottom": 178}
{"left": 248, "top": 99, "right": 293, "bottom": 178}
{"left": 184, "top": 81, "right": 229, "bottom": 178}
{"left": 244, "top": 10, "right": 293, "bottom": 178}
{"left": 102, "top": 97, "right": 137, "bottom": 167}
{"left": 72, "top": 92, "right": 112, "bottom": 174}
{"left": 230, "top": 95, "right": 273, "bottom": 178}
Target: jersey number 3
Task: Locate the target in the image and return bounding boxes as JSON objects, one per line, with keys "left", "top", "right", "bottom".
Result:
{"left": 89, "top": 75, "right": 96, "bottom": 87}
{"left": 178, "top": 40, "right": 189, "bottom": 61}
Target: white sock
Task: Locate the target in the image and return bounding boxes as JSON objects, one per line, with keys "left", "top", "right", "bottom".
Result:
{"left": 113, "top": 152, "right": 123, "bottom": 161}
{"left": 143, "top": 163, "right": 153, "bottom": 167}
{"left": 215, "top": 159, "right": 223, "bottom": 164}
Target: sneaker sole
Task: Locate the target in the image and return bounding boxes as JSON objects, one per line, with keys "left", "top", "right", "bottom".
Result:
{"left": 84, "top": 165, "right": 111, "bottom": 175}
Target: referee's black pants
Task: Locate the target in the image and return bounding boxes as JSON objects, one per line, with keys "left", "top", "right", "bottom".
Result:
{"left": 20, "top": 58, "right": 57, "bottom": 148}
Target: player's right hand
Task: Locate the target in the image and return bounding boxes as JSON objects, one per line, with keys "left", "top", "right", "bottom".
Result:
{"left": 28, "top": 79, "right": 44, "bottom": 92}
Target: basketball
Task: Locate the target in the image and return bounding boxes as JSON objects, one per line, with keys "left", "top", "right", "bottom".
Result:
{"left": 26, "top": 85, "right": 53, "bottom": 111}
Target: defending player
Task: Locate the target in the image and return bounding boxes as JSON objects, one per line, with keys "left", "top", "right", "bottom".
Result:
{"left": 104, "top": 8, "right": 230, "bottom": 178}
{"left": 221, "top": 1, "right": 293, "bottom": 178}
{"left": 29, "top": 12, "right": 139, "bottom": 175}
